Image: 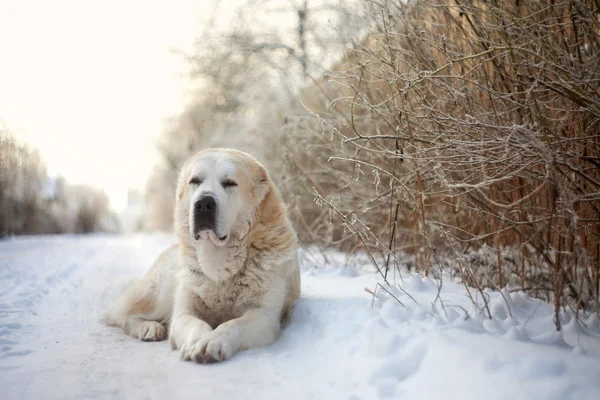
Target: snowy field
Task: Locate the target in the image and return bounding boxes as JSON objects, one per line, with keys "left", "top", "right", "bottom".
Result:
{"left": 1, "top": 234, "right": 599, "bottom": 400}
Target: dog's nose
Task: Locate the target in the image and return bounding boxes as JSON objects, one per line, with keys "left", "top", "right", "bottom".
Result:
{"left": 195, "top": 196, "right": 216, "bottom": 212}
{"left": 193, "top": 195, "right": 217, "bottom": 235}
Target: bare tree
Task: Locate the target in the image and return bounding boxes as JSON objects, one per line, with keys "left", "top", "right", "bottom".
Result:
{"left": 0, "top": 126, "right": 47, "bottom": 235}
{"left": 144, "top": 0, "right": 363, "bottom": 230}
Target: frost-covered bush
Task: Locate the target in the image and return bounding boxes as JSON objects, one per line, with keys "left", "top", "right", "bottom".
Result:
{"left": 281, "top": 0, "right": 600, "bottom": 319}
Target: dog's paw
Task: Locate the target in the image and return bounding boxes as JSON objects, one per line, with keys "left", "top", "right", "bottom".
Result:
{"left": 179, "top": 338, "right": 198, "bottom": 361}
{"left": 180, "top": 330, "right": 238, "bottom": 363}
{"left": 200, "top": 332, "right": 237, "bottom": 363}
{"left": 138, "top": 321, "right": 166, "bottom": 341}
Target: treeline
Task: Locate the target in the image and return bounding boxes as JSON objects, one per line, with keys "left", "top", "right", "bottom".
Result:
{"left": 0, "top": 127, "right": 118, "bottom": 236}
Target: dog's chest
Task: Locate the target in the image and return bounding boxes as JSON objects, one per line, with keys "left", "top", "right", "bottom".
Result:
{"left": 190, "top": 264, "right": 271, "bottom": 325}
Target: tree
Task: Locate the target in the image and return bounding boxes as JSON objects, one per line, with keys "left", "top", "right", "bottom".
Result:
{"left": 144, "top": 0, "right": 363, "bottom": 230}
{"left": 0, "top": 126, "right": 47, "bottom": 235}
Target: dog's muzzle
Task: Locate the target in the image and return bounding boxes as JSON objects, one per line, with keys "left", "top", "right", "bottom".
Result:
{"left": 193, "top": 195, "right": 217, "bottom": 237}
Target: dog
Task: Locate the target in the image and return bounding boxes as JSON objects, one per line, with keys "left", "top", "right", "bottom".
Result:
{"left": 105, "top": 149, "right": 300, "bottom": 363}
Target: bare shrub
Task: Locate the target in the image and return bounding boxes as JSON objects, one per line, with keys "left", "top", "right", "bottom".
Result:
{"left": 282, "top": 0, "right": 600, "bottom": 320}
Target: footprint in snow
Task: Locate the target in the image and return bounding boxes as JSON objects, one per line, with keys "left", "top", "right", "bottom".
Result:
{"left": 369, "top": 340, "right": 428, "bottom": 384}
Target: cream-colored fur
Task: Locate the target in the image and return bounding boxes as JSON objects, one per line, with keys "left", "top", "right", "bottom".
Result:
{"left": 105, "top": 149, "right": 300, "bottom": 363}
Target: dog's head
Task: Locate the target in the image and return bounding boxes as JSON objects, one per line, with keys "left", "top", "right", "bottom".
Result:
{"left": 174, "top": 149, "right": 271, "bottom": 247}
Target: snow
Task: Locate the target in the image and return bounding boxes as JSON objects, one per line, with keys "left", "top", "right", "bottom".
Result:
{"left": 1, "top": 234, "right": 600, "bottom": 400}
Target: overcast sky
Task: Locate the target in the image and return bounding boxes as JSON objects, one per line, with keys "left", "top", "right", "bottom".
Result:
{"left": 0, "top": 0, "right": 207, "bottom": 211}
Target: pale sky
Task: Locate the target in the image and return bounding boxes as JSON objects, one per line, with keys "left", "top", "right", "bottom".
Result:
{"left": 0, "top": 0, "right": 207, "bottom": 211}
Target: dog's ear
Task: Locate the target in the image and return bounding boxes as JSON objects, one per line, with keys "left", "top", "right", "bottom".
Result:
{"left": 176, "top": 183, "right": 186, "bottom": 202}
{"left": 176, "top": 164, "right": 190, "bottom": 202}
{"left": 254, "top": 165, "right": 270, "bottom": 204}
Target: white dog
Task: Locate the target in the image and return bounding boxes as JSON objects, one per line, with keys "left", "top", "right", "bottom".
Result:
{"left": 105, "top": 149, "right": 300, "bottom": 363}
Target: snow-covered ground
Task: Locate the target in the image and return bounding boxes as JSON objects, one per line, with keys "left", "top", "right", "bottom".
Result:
{"left": 1, "top": 234, "right": 599, "bottom": 400}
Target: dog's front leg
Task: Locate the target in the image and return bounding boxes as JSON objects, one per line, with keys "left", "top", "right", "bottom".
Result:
{"left": 193, "top": 283, "right": 285, "bottom": 363}
{"left": 197, "top": 307, "right": 280, "bottom": 363}
{"left": 168, "top": 285, "right": 214, "bottom": 361}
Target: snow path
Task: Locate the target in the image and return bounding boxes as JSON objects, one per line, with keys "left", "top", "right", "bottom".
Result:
{"left": 1, "top": 234, "right": 600, "bottom": 400}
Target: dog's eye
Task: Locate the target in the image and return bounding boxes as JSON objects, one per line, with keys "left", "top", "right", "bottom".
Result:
{"left": 189, "top": 177, "right": 202, "bottom": 186}
{"left": 222, "top": 180, "right": 237, "bottom": 188}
